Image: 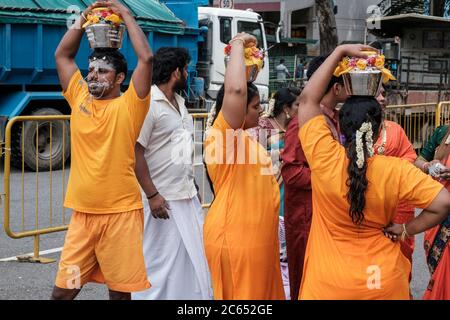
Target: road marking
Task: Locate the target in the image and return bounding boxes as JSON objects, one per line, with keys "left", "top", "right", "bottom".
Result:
{"left": 0, "top": 247, "right": 63, "bottom": 262}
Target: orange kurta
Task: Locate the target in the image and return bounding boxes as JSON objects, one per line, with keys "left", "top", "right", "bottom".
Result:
{"left": 375, "top": 120, "right": 417, "bottom": 267}
{"left": 204, "top": 111, "right": 285, "bottom": 300}
{"left": 298, "top": 116, "right": 443, "bottom": 300}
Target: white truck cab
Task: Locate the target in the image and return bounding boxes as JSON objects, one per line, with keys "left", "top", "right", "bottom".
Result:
{"left": 198, "top": 7, "right": 270, "bottom": 106}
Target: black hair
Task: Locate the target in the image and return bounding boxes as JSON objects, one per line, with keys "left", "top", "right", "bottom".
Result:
{"left": 210, "top": 82, "right": 259, "bottom": 126}
{"left": 152, "top": 47, "right": 191, "bottom": 85}
{"left": 89, "top": 48, "right": 128, "bottom": 77}
{"left": 272, "top": 87, "right": 301, "bottom": 117}
{"left": 205, "top": 82, "right": 260, "bottom": 197}
{"left": 307, "top": 55, "right": 343, "bottom": 92}
{"left": 339, "top": 96, "right": 382, "bottom": 225}
{"left": 280, "top": 59, "right": 285, "bottom": 64}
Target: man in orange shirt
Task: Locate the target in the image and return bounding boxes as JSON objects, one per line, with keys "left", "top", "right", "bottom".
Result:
{"left": 375, "top": 88, "right": 417, "bottom": 272}
{"left": 51, "top": 0, "right": 153, "bottom": 300}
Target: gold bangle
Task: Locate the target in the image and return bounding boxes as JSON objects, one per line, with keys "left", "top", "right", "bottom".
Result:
{"left": 401, "top": 223, "right": 410, "bottom": 241}
{"left": 403, "top": 223, "right": 410, "bottom": 237}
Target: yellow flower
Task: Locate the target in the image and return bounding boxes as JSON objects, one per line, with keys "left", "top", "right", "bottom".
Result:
{"left": 356, "top": 59, "right": 368, "bottom": 70}
{"left": 105, "top": 14, "right": 123, "bottom": 25}
{"left": 375, "top": 55, "right": 385, "bottom": 68}
{"left": 244, "top": 47, "right": 253, "bottom": 59}
{"left": 82, "top": 14, "right": 100, "bottom": 28}
{"left": 381, "top": 68, "right": 396, "bottom": 83}
{"left": 339, "top": 58, "right": 349, "bottom": 70}
{"left": 334, "top": 57, "right": 351, "bottom": 76}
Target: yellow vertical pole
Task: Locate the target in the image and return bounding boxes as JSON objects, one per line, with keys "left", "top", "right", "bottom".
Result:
{"left": 436, "top": 102, "right": 442, "bottom": 128}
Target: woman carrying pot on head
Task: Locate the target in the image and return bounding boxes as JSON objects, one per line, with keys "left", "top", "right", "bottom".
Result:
{"left": 203, "top": 32, "right": 285, "bottom": 300}
{"left": 296, "top": 44, "right": 450, "bottom": 299}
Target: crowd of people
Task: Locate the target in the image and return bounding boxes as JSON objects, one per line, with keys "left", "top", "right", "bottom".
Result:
{"left": 50, "top": 0, "right": 449, "bottom": 300}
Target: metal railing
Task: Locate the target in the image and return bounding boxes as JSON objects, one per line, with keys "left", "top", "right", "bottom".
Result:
{"left": 3, "top": 115, "right": 70, "bottom": 263}
{"left": 191, "top": 113, "right": 212, "bottom": 209}
{"left": 385, "top": 102, "right": 438, "bottom": 153}
{"left": 5, "top": 105, "right": 450, "bottom": 263}
{"left": 1, "top": 114, "right": 212, "bottom": 263}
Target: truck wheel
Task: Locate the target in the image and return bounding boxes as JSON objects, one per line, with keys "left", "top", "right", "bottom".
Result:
{"left": 11, "top": 108, "right": 70, "bottom": 171}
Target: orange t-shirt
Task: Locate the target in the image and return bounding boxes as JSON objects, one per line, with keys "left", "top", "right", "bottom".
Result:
{"left": 298, "top": 115, "right": 443, "bottom": 300}
{"left": 62, "top": 70, "right": 150, "bottom": 213}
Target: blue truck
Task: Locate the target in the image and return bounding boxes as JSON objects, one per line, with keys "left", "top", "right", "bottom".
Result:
{"left": 0, "top": 0, "right": 271, "bottom": 170}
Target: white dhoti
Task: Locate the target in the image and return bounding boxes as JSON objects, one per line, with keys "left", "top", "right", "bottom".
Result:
{"left": 132, "top": 195, "right": 213, "bottom": 300}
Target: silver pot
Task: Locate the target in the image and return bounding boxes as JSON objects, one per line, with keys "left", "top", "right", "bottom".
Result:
{"left": 342, "top": 70, "right": 383, "bottom": 96}
{"left": 85, "top": 23, "right": 126, "bottom": 49}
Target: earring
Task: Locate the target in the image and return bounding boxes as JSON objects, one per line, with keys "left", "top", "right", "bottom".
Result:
{"left": 286, "top": 112, "right": 291, "bottom": 120}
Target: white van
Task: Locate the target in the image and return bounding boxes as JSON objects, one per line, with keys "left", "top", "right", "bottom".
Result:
{"left": 198, "top": 7, "right": 270, "bottom": 106}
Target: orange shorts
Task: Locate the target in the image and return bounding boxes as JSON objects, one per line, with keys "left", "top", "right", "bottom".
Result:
{"left": 55, "top": 209, "right": 150, "bottom": 293}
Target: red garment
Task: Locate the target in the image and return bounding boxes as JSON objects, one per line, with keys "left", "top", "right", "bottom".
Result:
{"left": 320, "top": 104, "right": 340, "bottom": 141}
{"left": 423, "top": 155, "right": 450, "bottom": 300}
{"left": 281, "top": 116, "right": 312, "bottom": 300}
{"left": 374, "top": 120, "right": 417, "bottom": 270}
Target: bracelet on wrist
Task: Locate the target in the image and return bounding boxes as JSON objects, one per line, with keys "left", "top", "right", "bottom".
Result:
{"left": 422, "top": 162, "right": 431, "bottom": 173}
{"left": 147, "top": 191, "right": 159, "bottom": 200}
{"left": 400, "top": 223, "right": 411, "bottom": 241}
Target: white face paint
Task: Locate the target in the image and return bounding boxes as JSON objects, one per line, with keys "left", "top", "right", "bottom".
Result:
{"left": 89, "top": 59, "right": 116, "bottom": 73}
{"left": 87, "top": 57, "right": 116, "bottom": 98}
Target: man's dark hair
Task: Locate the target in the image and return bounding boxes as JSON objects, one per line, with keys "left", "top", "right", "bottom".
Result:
{"left": 280, "top": 59, "right": 285, "bottom": 64}
{"left": 307, "top": 55, "right": 343, "bottom": 92}
{"left": 89, "top": 48, "right": 128, "bottom": 77}
{"left": 152, "top": 47, "right": 191, "bottom": 85}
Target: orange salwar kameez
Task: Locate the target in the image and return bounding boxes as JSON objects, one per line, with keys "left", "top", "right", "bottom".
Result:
{"left": 204, "top": 112, "right": 285, "bottom": 300}
{"left": 298, "top": 116, "right": 443, "bottom": 300}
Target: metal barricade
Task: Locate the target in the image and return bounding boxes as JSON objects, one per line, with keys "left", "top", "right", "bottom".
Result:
{"left": 384, "top": 103, "right": 439, "bottom": 153}
{"left": 435, "top": 101, "right": 450, "bottom": 127}
{"left": 3, "top": 115, "right": 70, "bottom": 263}
{"left": 1, "top": 113, "right": 212, "bottom": 263}
{"left": 191, "top": 113, "right": 212, "bottom": 209}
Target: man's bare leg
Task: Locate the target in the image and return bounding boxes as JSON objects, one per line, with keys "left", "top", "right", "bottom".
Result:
{"left": 109, "top": 290, "right": 131, "bottom": 300}
{"left": 51, "top": 286, "right": 81, "bottom": 300}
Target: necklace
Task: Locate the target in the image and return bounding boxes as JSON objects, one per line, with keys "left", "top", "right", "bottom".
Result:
{"left": 272, "top": 117, "right": 286, "bottom": 132}
{"left": 377, "top": 123, "right": 387, "bottom": 155}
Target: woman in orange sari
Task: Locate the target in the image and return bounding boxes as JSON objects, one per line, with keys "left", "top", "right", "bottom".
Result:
{"left": 203, "top": 33, "right": 285, "bottom": 300}
{"left": 297, "top": 44, "right": 450, "bottom": 300}
{"left": 415, "top": 128, "right": 450, "bottom": 300}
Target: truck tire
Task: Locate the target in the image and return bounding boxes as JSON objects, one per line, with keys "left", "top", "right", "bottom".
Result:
{"left": 11, "top": 108, "right": 70, "bottom": 171}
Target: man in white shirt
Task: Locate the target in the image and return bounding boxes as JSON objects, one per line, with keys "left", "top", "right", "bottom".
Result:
{"left": 132, "top": 47, "right": 212, "bottom": 300}
{"left": 275, "top": 59, "right": 291, "bottom": 88}
{"left": 276, "top": 59, "right": 291, "bottom": 81}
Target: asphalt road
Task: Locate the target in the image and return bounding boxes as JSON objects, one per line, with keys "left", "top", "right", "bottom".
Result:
{"left": 0, "top": 156, "right": 431, "bottom": 300}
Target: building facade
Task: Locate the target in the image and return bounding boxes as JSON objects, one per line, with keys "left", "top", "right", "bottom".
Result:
{"left": 214, "top": 0, "right": 377, "bottom": 55}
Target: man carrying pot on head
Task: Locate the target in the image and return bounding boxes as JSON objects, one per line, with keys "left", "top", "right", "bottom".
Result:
{"left": 52, "top": 0, "right": 153, "bottom": 300}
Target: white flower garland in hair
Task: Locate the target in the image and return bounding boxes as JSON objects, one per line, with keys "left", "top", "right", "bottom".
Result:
{"left": 355, "top": 122, "right": 374, "bottom": 169}
{"left": 206, "top": 102, "right": 217, "bottom": 131}
{"left": 267, "top": 97, "right": 276, "bottom": 117}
